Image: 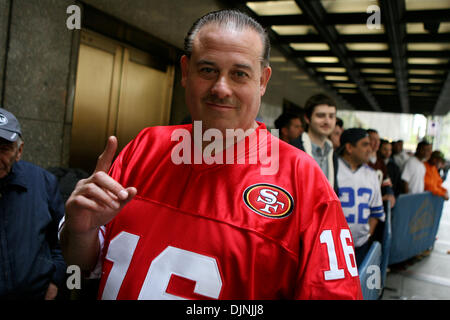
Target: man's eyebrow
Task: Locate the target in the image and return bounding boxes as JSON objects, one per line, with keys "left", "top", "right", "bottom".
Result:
{"left": 196, "top": 59, "right": 216, "bottom": 66}
{"left": 233, "top": 63, "right": 253, "bottom": 70}
{"left": 196, "top": 60, "right": 254, "bottom": 71}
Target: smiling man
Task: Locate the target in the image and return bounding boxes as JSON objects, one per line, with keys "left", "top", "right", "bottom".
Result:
{"left": 291, "top": 94, "right": 339, "bottom": 194}
{"left": 61, "top": 10, "right": 361, "bottom": 300}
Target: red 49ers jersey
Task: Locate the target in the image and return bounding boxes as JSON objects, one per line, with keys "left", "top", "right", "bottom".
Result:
{"left": 98, "top": 123, "right": 362, "bottom": 300}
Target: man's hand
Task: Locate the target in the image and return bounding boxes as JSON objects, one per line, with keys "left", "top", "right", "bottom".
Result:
{"left": 44, "top": 283, "right": 58, "bottom": 300}
{"left": 65, "top": 136, "right": 137, "bottom": 234}
{"left": 61, "top": 136, "right": 137, "bottom": 270}
{"left": 382, "top": 194, "right": 396, "bottom": 208}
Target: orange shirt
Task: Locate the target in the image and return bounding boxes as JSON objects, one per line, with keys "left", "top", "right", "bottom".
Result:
{"left": 424, "top": 162, "right": 447, "bottom": 198}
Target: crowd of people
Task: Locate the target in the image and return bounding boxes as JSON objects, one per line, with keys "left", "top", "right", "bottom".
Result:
{"left": 275, "top": 94, "right": 449, "bottom": 268}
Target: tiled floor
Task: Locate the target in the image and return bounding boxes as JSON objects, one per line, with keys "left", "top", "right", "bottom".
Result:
{"left": 382, "top": 175, "right": 450, "bottom": 300}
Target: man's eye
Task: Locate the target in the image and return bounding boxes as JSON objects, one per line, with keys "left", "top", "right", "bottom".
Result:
{"left": 200, "top": 67, "right": 215, "bottom": 74}
{"left": 234, "top": 71, "right": 249, "bottom": 78}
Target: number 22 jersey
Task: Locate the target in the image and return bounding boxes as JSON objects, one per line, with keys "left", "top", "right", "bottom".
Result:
{"left": 97, "top": 123, "right": 363, "bottom": 300}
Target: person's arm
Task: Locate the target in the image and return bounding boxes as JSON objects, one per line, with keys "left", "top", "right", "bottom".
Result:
{"left": 402, "top": 180, "right": 409, "bottom": 194}
{"left": 400, "top": 160, "right": 412, "bottom": 194}
{"left": 368, "top": 217, "right": 379, "bottom": 236}
{"left": 44, "top": 172, "right": 68, "bottom": 297}
{"left": 60, "top": 137, "right": 137, "bottom": 272}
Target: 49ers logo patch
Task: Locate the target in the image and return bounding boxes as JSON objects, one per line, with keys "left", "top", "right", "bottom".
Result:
{"left": 243, "top": 183, "right": 294, "bottom": 219}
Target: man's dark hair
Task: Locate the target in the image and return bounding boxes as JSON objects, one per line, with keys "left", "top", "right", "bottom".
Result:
{"left": 304, "top": 94, "right": 336, "bottom": 120}
{"left": 416, "top": 140, "right": 431, "bottom": 154}
{"left": 274, "top": 113, "right": 300, "bottom": 130}
{"left": 184, "top": 10, "right": 270, "bottom": 67}
{"left": 336, "top": 117, "right": 344, "bottom": 128}
{"left": 379, "top": 139, "right": 390, "bottom": 148}
{"left": 367, "top": 129, "right": 378, "bottom": 135}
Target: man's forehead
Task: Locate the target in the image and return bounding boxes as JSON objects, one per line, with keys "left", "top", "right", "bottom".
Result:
{"left": 192, "top": 24, "right": 263, "bottom": 59}
{"left": 313, "top": 104, "right": 336, "bottom": 112}
{"left": 360, "top": 137, "right": 371, "bottom": 144}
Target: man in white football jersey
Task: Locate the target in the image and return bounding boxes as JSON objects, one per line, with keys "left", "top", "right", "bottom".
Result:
{"left": 337, "top": 128, "right": 385, "bottom": 266}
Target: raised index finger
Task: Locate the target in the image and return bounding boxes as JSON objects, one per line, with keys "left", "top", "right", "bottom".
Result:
{"left": 95, "top": 136, "right": 118, "bottom": 174}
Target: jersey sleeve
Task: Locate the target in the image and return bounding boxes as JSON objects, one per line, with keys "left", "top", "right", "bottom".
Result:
{"left": 295, "top": 198, "right": 363, "bottom": 299}
{"left": 369, "top": 173, "right": 385, "bottom": 221}
{"left": 295, "top": 160, "right": 362, "bottom": 299}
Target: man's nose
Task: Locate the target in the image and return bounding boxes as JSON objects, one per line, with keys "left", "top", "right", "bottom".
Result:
{"left": 210, "top": 75, "right": 233, "bottom": 99}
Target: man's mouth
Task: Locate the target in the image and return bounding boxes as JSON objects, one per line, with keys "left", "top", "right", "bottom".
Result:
{"left": 205, "top": 102, "right": 235, "bottom": 110}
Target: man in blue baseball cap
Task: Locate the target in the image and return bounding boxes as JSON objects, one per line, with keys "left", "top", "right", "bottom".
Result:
{"left": 0, "top": 107, "right": 66, "bottom": 299}
{"left": 0, "top": 108, "right": 24, "bottom": 179}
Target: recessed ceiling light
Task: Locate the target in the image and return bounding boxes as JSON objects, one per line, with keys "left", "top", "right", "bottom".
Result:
{"left": 335, "top": 24, "right": 385, "bottom": 35}
{"left": 321, "top": 0, "right": 379, "bottom": 13}
{"left": 338, "top": 89, "right": 359, "bottom": 94}
{"left": 333, "top": 83, "right": 358, "bottom": 88}
{"left": 325, "top": 75, "right": 349, "bottom": 81}
{"left": 361, "top": 68, "right": 394, "bottom": 74}
{"left": 407, "top": 43, "right": 450, "bottom": 51}
{"left": 305, "top": 56, "right": 339, "bottom": 63}
{"left": 346, "top": 43, "right": 389, "bottom": 51}
{"left": 271, "top": 25, "right": 317, "bottom": 35}
{"left": 405, "top": 0, "right": 450, "bottom": 11}
{"left": 365, "top": 77, "right": 397, "bottom": 82}
{"left": 409, "top": 78, "right": 443, "bottom": 84}
{"left": 407, "top": 22, "right": 450, "bottom": 34}
{"left": 370, "top": 84, "right": 396, "bottom": 89}
{"left": 290, "top": 43, "right": 330, "bottom": 51}
{"left": 316, "top": 67, "right": 347, "bottom": 73}
{"left": 246, "top": 1, "right": 301, "bottom": 16}
{"left": 355, "top": 57, "right": 392, "bottom": 63}
{"left": 408, "top": 58, "right": 449, "bottom": 64}
{"left": 408, "top": 69, "right": 445, "bottom": 75}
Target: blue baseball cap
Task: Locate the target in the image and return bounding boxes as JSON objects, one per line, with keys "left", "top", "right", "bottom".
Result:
{"left": 0, "top": 108, "right": 22, "bottom": 142}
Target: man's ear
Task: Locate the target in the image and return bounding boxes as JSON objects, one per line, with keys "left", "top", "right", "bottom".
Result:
{"left": 180, "top": 55, "right": 190, "bottom": 88}
{"left": 344, "top": 142, "right": 352, "bottom": 155}
{"left": 15, "top": 140, "right": 24, "bottom": 161}
{"left": 259, "top": 66, "right": 272, "bottom": 96}
{"left": 303, "top": 114, "right": 310, "bottom": 126}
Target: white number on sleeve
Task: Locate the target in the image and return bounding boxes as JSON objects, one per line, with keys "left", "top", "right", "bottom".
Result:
{"left": 320, "top": 229, "right": 358, "bottom": 280}
{"left": 340, "top": 229, "right": 358, "bottom": 277}
{"left": 320, "top": 230, "right": 345, "bottom": 280}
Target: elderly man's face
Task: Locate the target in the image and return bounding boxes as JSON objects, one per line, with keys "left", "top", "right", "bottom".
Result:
{"left": 0, "top": 139, "right": 23, "bottom": 179}
{"left": 181, "top": 24, "right": 271, "bottom": 133}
